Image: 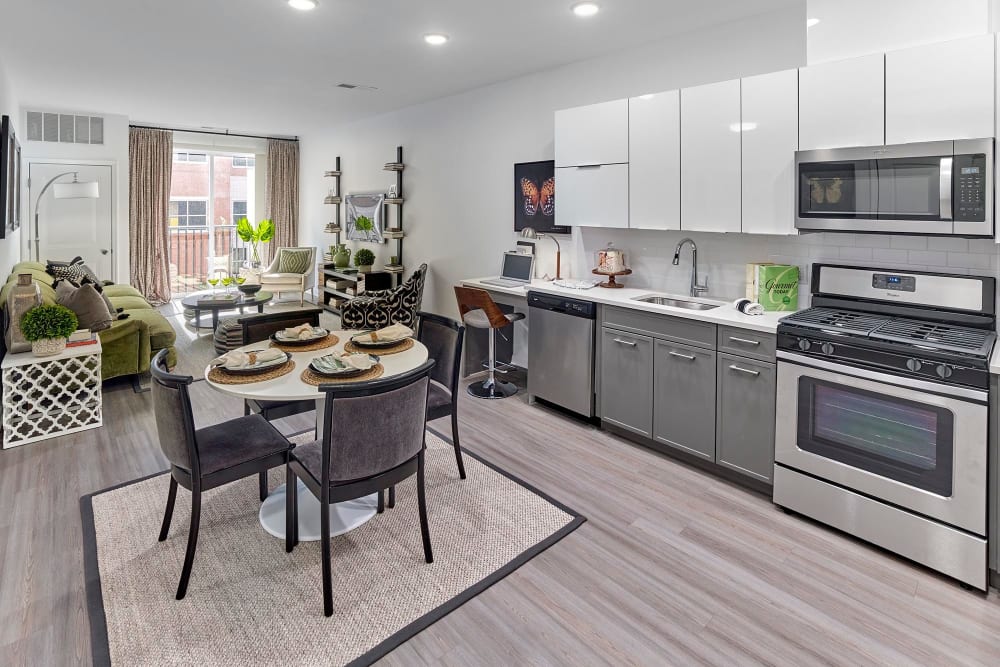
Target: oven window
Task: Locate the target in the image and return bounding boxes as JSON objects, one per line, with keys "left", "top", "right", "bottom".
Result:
{"left": 798, "top": 160, "right": 877, "bottom": 219}
{"left": 797, "top": 379, "right": 954, "bottom": 497}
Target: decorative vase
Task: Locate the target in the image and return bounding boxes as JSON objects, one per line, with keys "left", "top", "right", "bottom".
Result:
{"left": 332, "top": 244, "right": 351, "bottom": 269}
{"left": 6, "top": 274, "right": 42, "bottom": 354}
{"left": 238, "top": 283, "right": 263, "bottom": 297}
{"left": 32, "top": 337, "right": 67, "bottom": 357}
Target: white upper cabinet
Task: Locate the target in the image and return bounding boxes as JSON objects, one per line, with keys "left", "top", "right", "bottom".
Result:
{"left": 629, "top": 91, "right": 680, "bottom": 230}
{"left": 741, "top": 69, "right": 798, "bottom": 235}
{"left": 885, "top": 35, "right": 995, "bottom": 144}
{"left": 799, "top": 53, "right": 885, "bottom": 150}
{"left": 681, "top": 79, "right": 741, "bottom": 233}
{"left": 554, "top": 99, "right": 629, "bottom": 167}
{"left": 555, "top": 164, "right": 629, "bottom": 228}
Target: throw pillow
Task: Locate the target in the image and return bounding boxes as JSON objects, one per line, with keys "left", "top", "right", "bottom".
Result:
{"left": 46, "top": 256, "right": 88, "bottom": 283}
{"left": 277, "top": 248, "right": 311, "bottom": 275}
{"left": 55, "top": 281, "right": 113, "bottom": 332}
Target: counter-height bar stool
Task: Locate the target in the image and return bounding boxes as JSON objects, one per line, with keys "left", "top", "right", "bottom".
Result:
{"left": 453, "top": 286, "right": 524, "bottom": 399}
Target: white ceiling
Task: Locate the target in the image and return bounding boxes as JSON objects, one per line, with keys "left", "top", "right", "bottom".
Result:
{"left": 0, "top": 0, "right": 799, "bottom": 136}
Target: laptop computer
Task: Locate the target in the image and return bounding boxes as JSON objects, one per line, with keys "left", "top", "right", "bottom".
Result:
{"left": 481, "top": 251, "right": 535, "bottom": 288}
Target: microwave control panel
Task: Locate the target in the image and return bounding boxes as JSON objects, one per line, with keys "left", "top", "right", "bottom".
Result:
{"left": 954, "top": 154, "right": 986, "bottom": 222}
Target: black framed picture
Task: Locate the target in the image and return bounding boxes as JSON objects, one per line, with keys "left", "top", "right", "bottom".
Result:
{"left": 0, "top": 114, "right": 16, "bottom": 239}
{"left": 514, "top": 160, "right": 567, "bottom": 234}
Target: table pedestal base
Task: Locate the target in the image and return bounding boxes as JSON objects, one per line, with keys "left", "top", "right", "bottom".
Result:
{"left": 258, "top": 480, "right": 378, "bottom": 541}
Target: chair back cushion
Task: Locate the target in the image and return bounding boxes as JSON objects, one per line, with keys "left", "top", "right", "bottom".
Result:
{"left": 417, "top": 313, "right": 463, "bottom": 391}
{"left": 276, "top": 248, "right": 313, "bottom": 274}
{"left": 150, "top": 352, "right": 196, "bottom": 471}
{"left": 325, "top": 375, "right": 430, "bottom": 482}
{"left": 240, "top": 308, "right": 322, "bottom": 345}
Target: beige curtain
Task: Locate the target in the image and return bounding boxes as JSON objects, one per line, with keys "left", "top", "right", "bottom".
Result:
{"left": 266, "top": 138, "right": 300, "bottom": 260}
{"left": 128, "top": 128, "right": 173, "bottom": 305}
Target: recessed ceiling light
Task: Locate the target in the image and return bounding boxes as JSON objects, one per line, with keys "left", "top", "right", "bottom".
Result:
{"left": 572, "top": 2, "right": 600, "bottom": 17}
{"left": 806, "top": 17, "right": 820, "bottom": 28}
{"left": 424, "top": 33, "right": 450, "bottom": 46}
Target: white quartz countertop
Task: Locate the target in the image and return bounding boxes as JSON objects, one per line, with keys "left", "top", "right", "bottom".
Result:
{"left": 461, "top": 277, "right": 793, "bottom": 334}
{"left": 989, "top": 344, "right": 1000, "bottom": 375}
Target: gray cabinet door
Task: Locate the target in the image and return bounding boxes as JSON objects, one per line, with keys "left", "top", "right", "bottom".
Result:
{"left": 600, "top": 328, "right": 654, "bottom": 437}
{"left": 653, "top": 339, "right": 717, "bottom": 461}
{"left": 716, "top": 353, "right": 777, "bottom": 483}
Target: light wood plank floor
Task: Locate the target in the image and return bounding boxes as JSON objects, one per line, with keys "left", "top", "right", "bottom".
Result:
{"left": 2, "top": 298, "right": 1000, "bottom": 665}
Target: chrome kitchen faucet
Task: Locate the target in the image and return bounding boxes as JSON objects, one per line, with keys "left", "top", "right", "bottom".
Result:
{"left": 672, "top": 238, "right": 709, "bottom": 297}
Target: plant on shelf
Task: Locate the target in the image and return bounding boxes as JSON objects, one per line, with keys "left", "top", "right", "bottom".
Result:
{"left": 236, "top": 218, "right": 275, "bottom": 268}
{"left": 21, "top": 304, "right": 79, "bottom": 357}
{"left": 353, "top": 215, "right": 374, "bottom": 233}
{"left": 354, "top": 248, "right": 376, "bottom": 273}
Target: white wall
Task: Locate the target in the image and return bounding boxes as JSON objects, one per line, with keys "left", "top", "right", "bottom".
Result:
{"left": 0, "top": 55, "right": 22, "bottom": 278}
{"left": 19, "top": 108, "right": 129, "bottom": 282}
{"left": 300, "top": 6, "right": 808, "bottom": 318}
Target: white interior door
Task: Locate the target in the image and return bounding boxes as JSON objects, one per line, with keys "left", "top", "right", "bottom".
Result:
{"left": 28, "top": 162, "right": 114, "bottom": 279}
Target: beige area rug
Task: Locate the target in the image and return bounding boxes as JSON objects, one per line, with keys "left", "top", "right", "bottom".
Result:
{"left": 81, "top": 431, "right": 584, "bottom": 666}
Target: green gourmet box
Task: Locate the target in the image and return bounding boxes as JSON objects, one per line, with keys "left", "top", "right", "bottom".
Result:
{"left": 753, "top": 264, "right": 799, "bottom": 311}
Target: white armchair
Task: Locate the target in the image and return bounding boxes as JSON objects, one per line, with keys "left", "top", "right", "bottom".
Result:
{"left": 258, "top": 247, "right": 316, "bottom": 306}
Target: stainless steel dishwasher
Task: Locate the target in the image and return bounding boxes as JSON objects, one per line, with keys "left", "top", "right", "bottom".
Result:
{"left": 527, "top": 292, "right": 596, "bottom": 417}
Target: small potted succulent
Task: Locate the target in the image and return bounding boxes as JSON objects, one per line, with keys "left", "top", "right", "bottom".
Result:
{"left": 354, "top": 248, "right": 376, "bottom": 273}
{"left": 21, "top": 304, "right": 79, "bottom": 357}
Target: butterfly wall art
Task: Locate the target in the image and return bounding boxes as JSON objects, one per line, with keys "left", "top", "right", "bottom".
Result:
{"left": 513, "top": 160, "right": 568, "bottom": 234}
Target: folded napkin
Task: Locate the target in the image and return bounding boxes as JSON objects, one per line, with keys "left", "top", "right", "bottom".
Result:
{"left": 733, "top": 298, "right": 765, "bottom": 316}
{"left": 281, "top": 323, "right": 316, "bottom": 340}
{"left": 323, "top": 351, "right": 376, "bottom": 370}
{"left": 356, "top": 323, "right": 413, "bottom": 343}
{"left": 211, "top": 348, "right": 286, "bottom": 369}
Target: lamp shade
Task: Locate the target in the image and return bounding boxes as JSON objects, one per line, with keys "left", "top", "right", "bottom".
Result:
{"left": 53, "top": 181, "right": 99, "bottom": 199}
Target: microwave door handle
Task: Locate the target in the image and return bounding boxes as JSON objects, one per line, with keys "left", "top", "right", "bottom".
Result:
{"left": 940, "top": 156, "right": 953, "bottom": 220}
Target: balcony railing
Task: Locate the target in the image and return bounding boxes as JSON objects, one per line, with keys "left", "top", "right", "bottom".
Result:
{"left": 168, "top": 225, "right": 251, "bottom": 294}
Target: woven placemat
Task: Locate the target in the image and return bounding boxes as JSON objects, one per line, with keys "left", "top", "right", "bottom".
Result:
{"left": 208, "top": 360, "right": 296, "bottom": 385}
{"left": 343, "top": 337, "right": 415, "bottom": 356}
{"left": 300, "top": 363, "right": 384, "bottom": 386}
{"left": 269, "top": 333, "right": 340, "bottom": 353}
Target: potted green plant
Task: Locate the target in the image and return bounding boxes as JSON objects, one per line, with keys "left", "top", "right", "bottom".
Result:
{"left": 21, "top": 304, "right": 79, "bottom": 357}
{"left": 353, "top": 215, "right": 374, "bottom": 236}
{"left": 236, "top": 218, "right": 275, "bottom": 268}
{"left": 354, "top": 248, "right": 376, "bottom": 273}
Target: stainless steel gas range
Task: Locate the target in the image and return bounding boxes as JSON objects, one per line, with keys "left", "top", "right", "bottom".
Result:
{"left": 773, "top": 264, "right": 996, "bottom": 590}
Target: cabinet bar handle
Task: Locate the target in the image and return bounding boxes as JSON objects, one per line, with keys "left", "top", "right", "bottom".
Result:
{"left": 669, "top": 351, "right": 696, "bottom": 360}
{"left": 728, "top": 336, "right": 760, "bottom": 346}
{"left": 729, "top": 365, "right": 760, "bottom": 376}
{"left": 612, "top": 338, "right": 637, "bottom": 347}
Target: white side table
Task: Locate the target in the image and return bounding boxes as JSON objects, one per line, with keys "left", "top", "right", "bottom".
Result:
{"left": 2, "top": 339, "right": 103, "bottom": 448}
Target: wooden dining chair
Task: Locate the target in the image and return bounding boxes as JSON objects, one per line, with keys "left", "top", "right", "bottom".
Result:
{"left": 285, "top": 359, "right": 437, "bottom": 617}
{"left": 150, "top": 349, "right": 293, "bottom": 600}
{"left": 454, "top": 285, "right": 524, "bottom": 399}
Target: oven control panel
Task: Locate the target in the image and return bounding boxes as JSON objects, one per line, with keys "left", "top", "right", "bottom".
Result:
{"left": 872, "top": 273, "right": 916, "bottom": 292}
{"left": 954, "top": 154, "right": 987, "bottom": 222}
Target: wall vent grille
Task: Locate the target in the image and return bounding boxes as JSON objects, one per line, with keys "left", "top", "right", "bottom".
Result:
{"left": 26, "top": 111, "right": 104, "bottom": 144}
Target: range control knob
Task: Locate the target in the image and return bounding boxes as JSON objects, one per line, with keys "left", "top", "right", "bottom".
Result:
{"left": 906, "top": 358, "right": 922, "bottom": 372}
{"left": 936, "top": 364, "right": 953, "bottom": 379}
{"left": 821, "top": 342, "right": 835, "bottom": 356}
{"left": 798, "top": 338, "right": 812, "bottom": 352}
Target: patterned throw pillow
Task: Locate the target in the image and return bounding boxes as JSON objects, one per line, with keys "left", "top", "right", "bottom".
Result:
{"left": 277, "top": 248, "right": 311, "bottom": 275}
{"left": 46, "top": 256, "right": 100, "bottom": 284}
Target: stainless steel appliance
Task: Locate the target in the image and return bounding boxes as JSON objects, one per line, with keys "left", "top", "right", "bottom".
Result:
{"left": 774, "top": 264, "right": 996, "bottom": 590}
{"left": 795, "top": 138, "right": 994, "bottom": 236}
{"left": 527, "top": 292, "right": 596, "bottom": 417}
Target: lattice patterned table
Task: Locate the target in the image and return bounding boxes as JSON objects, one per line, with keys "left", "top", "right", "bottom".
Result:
{"left": 2, "top": 340, "right": 103, "bottom": 448}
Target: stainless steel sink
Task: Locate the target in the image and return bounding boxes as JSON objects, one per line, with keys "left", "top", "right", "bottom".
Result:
{"left": 631, "top": 295, "right": 722, "bottom": 310}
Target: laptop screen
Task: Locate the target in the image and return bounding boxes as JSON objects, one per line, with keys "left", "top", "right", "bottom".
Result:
{"left": 501, "top": 253, "right": 534, "bottom": 281}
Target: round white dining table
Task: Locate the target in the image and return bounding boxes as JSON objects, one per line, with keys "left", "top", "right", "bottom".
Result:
{"left": 204, "top": 330, "right": 429, "bottom": 541}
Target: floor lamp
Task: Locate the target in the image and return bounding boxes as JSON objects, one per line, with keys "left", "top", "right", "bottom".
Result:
{"left": 519, "top": 227, "right": 561, "bottom": 280}
{"left": 33, "top": 172, "right": 100, "bottom": 261}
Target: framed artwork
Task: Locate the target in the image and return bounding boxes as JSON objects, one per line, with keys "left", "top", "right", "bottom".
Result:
{"left": 345, "top": 192, "right": 385, "bottom": 243}
{"left": 514, "top": 159, "right": 566, "bottom": 234}
{"left": 0, "top": 115, "right": 19, "bottom": 239}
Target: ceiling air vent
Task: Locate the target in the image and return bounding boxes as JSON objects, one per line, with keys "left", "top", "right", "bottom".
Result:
{"left": 26, "top": 111, "right": 104, "bottom": 144}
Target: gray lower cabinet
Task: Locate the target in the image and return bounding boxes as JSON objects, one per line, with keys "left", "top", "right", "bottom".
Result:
{"left": 652, "top": 339, "right": 717, "bottom": 461}
{"left": 716, "top": 353, "right": 776, "bottom": 483}
{"left": 600, "top": 327, "right": 654, "bottom": 437}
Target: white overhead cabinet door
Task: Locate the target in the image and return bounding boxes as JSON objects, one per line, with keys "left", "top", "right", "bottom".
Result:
{"left": 554, "top": 99, "right": 629, "bottom": 167}
{"left": 681, "top": 79, "right": 741, "bottom": 233}
{"left": 799, "top": 54, "right": 885, "bottom": 150}
{"left": 629, "top": 91, "right": 680, "bottom": 230}
{"left": 555, "top": 164, "right": 629, "bottom": 228}
{"left": 885, "top": 34, "right": 995, "bottom": 144}
{"left": 741, "top": 69, "right": 799, "bottom": 235}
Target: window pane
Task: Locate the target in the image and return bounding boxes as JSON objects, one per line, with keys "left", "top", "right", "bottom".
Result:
{"left": 189, "top": 215, "right": 207, "bottom": 227}
{"left": 189, "top": 200, "right": 207, "bottom": 215}
{"left": 168, "top": 201, "right": 179, "bottom": 216}
{"left": 233, "top": 200, "right": 247, "bottom": 216}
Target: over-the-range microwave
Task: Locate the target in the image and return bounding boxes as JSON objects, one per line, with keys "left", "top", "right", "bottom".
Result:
{"left": 795, "top": 138, "right": 993, "bottom": 236}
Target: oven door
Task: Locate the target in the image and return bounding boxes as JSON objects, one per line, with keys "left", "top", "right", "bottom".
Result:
{"left": 774, "top": 352, "right": 987, "bottom": 535}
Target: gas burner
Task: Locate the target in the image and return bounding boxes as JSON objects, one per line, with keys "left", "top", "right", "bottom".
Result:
{"left": 870, "top": 318, "right": 996, "bottom": 358}
{"left": 779, "top": 307, "right": 891, "bottom": 336}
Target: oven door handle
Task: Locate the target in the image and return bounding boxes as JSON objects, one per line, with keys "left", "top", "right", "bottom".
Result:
{"left": 940, "top": 156, "right": 953, "bottom": 221}
{"left": 776, "top": 350, "right": 988, "bottom": 402}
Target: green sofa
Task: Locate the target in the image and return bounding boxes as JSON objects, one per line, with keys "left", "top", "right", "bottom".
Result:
{"left": 1, "top": 262, "right": 177, "bottom": 382}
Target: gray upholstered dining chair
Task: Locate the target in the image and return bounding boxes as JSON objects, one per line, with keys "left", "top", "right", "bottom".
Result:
{"left": 416, "top": 311, "right": 466, "bottom": 478}
{"left": 150, "top": 349, "right": 293, "bottom": 600}
{"left": 284, "top": 359, "right": 436, "bottom": 617}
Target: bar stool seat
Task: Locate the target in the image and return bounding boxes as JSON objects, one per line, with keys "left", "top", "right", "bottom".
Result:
{"left": 454, "top": 286, "right": 524, "bottom": 399}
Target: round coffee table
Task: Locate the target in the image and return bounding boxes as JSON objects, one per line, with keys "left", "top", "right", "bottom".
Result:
{"left": 181, "top": 290, "right": 273, "bottom": 332}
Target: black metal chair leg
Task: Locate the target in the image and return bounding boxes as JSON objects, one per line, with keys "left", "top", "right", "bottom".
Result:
{"left": 286, "top": 466, "right": 298, "bottom": 553}
{"left": 158, "top": 477, "right": 178, "bottom": 541}
{"left": 417, "top": 452, "right": 433, "bottom": 564}
{"left": 321, "top": 497, "right": 333, "bottom": 617}
{"left": 377, "top": 490, "right": 385, "bottom": 514}
{"left": 388, "top": 486, "right": 396, "bottom": 508}
{"left": 259, "top": 471, "right": 268, "bottom": 502}
{"left": 451, "top": 411, "right": 466, "bottom": 479}
{"left": 175, "top": 489, "right": 202, "bottom": 600}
